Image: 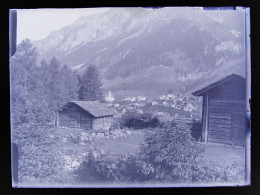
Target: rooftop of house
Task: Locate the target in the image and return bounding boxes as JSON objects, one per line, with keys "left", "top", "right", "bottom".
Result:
{"left": 192, "top": 73, "right": 245, "bottom": 96}
{"left": 60, "top": 101, "right": 117, "bottom": 118}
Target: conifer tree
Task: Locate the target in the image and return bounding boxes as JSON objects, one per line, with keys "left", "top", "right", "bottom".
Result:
{"left": 10, "top": 40, "right": 80, "bottom": 126}
{"left": 38, "top": 57, "right": 80, "bottom": 124}
{"left": 78, "top": 64, "right": 103, "bottom": 101}
{"left": 10, "top": 39, "right": 39, "bottom": 126}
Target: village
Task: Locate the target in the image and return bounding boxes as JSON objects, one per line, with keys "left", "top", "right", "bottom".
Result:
{"left": 57, "top": 74, "right": 246, "bottom": 147}
{"left": 104, "top": 91, "right": 202, "bottom": 123}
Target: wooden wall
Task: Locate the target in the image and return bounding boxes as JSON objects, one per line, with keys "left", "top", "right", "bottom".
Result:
{"left": 58, "top": 104, "right": 93, "bottom": 130}
{"left": 204, "top": 77, "right": 246, "bottom": 146}
{"left": 92, "top": 117, "right": 113, "bottom": 130}
{"left": 58, "top": 103, "right": 114, "bottom": 131}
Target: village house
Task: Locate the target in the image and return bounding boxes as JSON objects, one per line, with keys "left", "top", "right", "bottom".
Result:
{"left": 159, "top": 95, "right": 166, "bottom": 100}
{"left": 113, "top": 103, "right": 120, "bottom": 108}
{"left": 120, "top": 97, "right": 136, "bottom": 102}
{"left": 137, "top": 96, "right": 146, "bottom": 101}
{"left": 159, "top": 94, "right": 176, "bottom": 101}
{"left": 184, "top": 102, "right": 195, "bottom": 112}
{"left": 57, "top": 101, "right": 117, "bottom": 131}
{"left": 192, "top": 74, "right": 246, "bottom": 146}
{"left": 151, "top": 101, "right": 158, "bottom": 105}
{"left": 174, "top": 111, "right": 192, "bottom": 120}
{"left": 134, "top": 102, "right": 146, "bottom": 107}
{"left": 166, "top": 94, "right": 175, "bottom": 100}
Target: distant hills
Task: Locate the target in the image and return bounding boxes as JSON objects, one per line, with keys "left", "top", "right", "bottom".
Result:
{"left": 33, "top": 7, "right": 246, "bottom": 99}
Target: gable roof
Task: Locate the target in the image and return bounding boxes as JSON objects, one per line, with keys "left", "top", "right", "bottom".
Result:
{"left": 192, "top": 74, "right": 245, "bottom": 96}
{"left": 62, "top": 101, "right": 117, "bottom": 117}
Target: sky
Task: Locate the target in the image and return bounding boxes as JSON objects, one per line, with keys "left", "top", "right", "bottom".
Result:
{"left": 16, "top": 7, "right": 247, "bottom": 44}
{"left": 17, "top": 8, "right": 109, "bottom": 44}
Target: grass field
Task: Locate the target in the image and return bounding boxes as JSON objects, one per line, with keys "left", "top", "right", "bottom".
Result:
{"left": 202, "top": 142, "right": 245, "bottom": 167}
{"left": 54, "top": 127, "right": 144, "bottom": 155}
{"left": 53, "top": 127, "right": 246, "bottom": 185}
{"left": 200, "top": 142, "right": 246, "bottom": 185}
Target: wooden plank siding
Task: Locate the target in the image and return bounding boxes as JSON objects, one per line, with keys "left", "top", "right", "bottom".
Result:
{"left": 93, "top": 117, "right": 113, "bottom": 131}
{"left": 58, "top": 104, "right": 93, "bottom": 130}
{"left": 206, "top": 77, "right": 246, "bottom": 146}
{"left": 193, "top": 74, "right": 246, "bottom": 146}
{"left": 58, "top": 102, "right": 115, "bottom": 131}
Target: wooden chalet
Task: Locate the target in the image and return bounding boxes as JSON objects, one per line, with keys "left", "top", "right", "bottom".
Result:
{"left": 57, "top": 101, "right": 117, "bottom": 131}
{"left": 192, "top": 74, "right": 246, "bottom": 146}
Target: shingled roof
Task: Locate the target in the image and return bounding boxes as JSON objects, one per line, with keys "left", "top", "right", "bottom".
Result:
{"left": 192, "top": 74, "right": 245, "bottom": 96}
{"left": 62, "top": 101, "right": 117, "bottom": 117}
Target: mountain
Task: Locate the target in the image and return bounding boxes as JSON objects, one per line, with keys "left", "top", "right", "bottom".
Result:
{"left": 33, "top": 7, "right": 246, "bottom": 98}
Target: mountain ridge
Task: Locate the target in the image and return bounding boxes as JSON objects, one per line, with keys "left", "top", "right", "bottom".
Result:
{"left": 32, "top": 7, "right": 246, "bottom": 98}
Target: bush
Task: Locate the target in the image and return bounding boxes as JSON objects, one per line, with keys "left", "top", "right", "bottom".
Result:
{"left": 75, "top": 152, "right": 116, "bottom": 183}
{"left": 189, "top": 119, "right": 202, "bottom": 141}
{"left": 11, "top": 124, "right": 69, "bottom": 184}
{"left": 138, "top": 123, "right": 205, "bottom": 182}
{"left": 119, "top": 110, "right": 160, "bottom": 130}
{"left": 75, "top": 152, "right": 155, "bottom": 184}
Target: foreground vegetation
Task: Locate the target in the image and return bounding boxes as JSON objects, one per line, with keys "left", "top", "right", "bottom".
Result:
{"left": 12, "top": 121, "right": 245, "bottom": 186}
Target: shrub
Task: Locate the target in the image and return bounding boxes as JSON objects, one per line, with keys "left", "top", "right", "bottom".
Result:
{"left": 11, "top": 124, "right": 68, "bottom": 183}
{"left": 75, "top": 152, "right": 155, "bottom": 184}
{"left": 115, "top": 155, "right": 156, "bottom": 183}
{"left": 189, "top": 119, "right": 202, "bottom": 141}
{"left": 138, "top": 123, "right": 205, "bottom": 183}
{"left": 119, "top": 110, "right": 160, "bottom": 130}
{"left": 75, "top": 152, "right": 116, "bottom": 183}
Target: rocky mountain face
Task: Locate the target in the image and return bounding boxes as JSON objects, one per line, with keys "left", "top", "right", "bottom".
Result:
{"left": 33, "top": 7, "right": 246, "bottom": 98}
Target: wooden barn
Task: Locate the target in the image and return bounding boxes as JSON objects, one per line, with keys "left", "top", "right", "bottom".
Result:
{"left": 57, "top": 101, "right": 117, "bottom": 131}
{"left": 192, "top": 74, "right": 246, "bottom": 146}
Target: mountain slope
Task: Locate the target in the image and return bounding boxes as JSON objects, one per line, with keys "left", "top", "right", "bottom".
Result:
{"left": 33, "top": 7, "right": 246, "bottom": 98}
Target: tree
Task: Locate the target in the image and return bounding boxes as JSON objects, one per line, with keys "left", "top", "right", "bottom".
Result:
{"left": 10, "top": 39, "right": 39, "bottom": 126}
{"left": 78, "top": 64, "right": 103, "bottom": 101}
{"left": 37, "top": 57, "right": 80, "bottom": 124}
{"left": 60, "top": 65, "right": 79, "bottom": 101}
{"left": 10, "top": 40, "right": 80, "bottom": 126}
